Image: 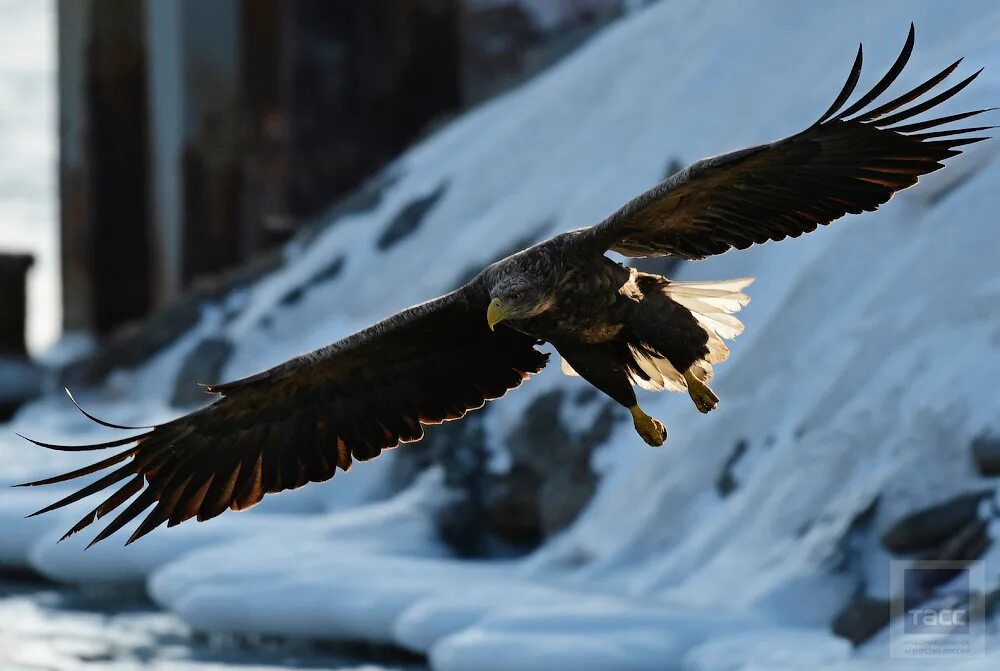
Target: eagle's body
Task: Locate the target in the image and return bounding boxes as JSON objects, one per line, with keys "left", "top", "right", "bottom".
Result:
{"left": 486, "top": 233, "right": 637, "bottom": 344}
{"left": 483, "top": 231, "right": 722, "bottom": 431}
{"left": 20, "top": 26, "right": 994, "bottom": 546}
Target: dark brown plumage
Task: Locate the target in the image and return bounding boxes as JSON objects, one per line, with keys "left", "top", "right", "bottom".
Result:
{"left": 590, "top": 25, "right": 991, "bottom": 259}
{"left": 20, "top": 292, "right": 548, "bottom": 547}
{"left": 20, "top": 25, "right": 991, "bottom": 546}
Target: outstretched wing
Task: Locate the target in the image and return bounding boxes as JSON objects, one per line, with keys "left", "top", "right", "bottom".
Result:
{"left": 590, "top": 25, "right": 993, "bottom": 260}
{"left": 19, "top": 283, "right": 548, "bottom": 547}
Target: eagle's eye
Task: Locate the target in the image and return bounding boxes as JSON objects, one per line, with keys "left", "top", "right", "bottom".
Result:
{"left": 510, "top": 291, "right": 522, "bottom": 301}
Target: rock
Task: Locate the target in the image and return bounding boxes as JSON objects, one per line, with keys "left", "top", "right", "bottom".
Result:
{"left": 169, "top": 337, "right": 235, "bottom": 408}
{"left": 482, "top": 462, "right": 544, "bottom": 549}
{"left": 420, "top": 414, "right": 501, "bottom": 557}
{"left": 422, "top": 389, "right": 614, "bottom": 557}
{"left": 376, "top": 183, "right": 448, "bottom": 250}
{"left": 493, "top": 389, "right": 611, "bottom": 537}
{"left": 715, "top": 438, "right": 749, "bottom": 497}
{"left": 971, "top": 432, "right": 1000, "bottom": 476}
{"left": 934, "top": 518, "right": 990, "bottom": 561}
{"left": 831, "top": 595, "right": 891, "bottom": 647}
{"left": 881, "top": 490, "right": 993, "bottom": 554}
{"left": 826, "top": 496, "right": 880, "bottom": 574}
{"left": 0, "top": 357, "right": 43, "bottom": 422}
{"left": 279, "top": 255, "right": 346, "bottom": 307}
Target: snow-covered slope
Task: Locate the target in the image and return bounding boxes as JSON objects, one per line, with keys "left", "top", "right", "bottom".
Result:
{"left": 3, "top": 1, "right": 1000, "bottom": 669}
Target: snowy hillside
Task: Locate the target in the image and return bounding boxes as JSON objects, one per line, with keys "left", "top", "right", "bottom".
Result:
{"left": 3, "top": 1, "right": 1000, "bottom": 669}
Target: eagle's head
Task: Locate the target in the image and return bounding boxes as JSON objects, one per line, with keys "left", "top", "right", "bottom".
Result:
{"left": 486, "top": 259, "right": 554, "bottom": 330}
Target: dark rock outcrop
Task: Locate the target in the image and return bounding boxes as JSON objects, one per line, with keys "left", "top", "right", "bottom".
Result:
{"left": 881, "top": 490, "right": 994, "bottom": 555}
{"left": 971, "top": 432, "right": 1000, "bottom": 476}
{"left": 417, "top": 388, "right": 616, "bottom": 557}
{"left": 715, "top": 438, "right": 748, "bottom": 497}
{"left": 377, "top": 183, "right": 448, "bottom": 251}
{"left": 490, "top": 389, "right": 613, "bottom": 538}
{"left": 832, "top": 595, "right": 891, "bottom": 647}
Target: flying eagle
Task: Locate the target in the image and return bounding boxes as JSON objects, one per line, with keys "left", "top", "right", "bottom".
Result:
{"left": 20, "top": 26, "right": 992, "bottom": 546}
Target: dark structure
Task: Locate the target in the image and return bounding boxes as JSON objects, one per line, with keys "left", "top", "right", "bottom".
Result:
{"left": 0, "top": 254, "right": 34, "bottom": 357}
{"left": 0, "top": 254, "right": 41, "bottom": 420}
{"left": 56, "top": 0, "right": 623, "bottom": 338}
{"left": 58, "top": 0, "right": 462, "bottom": 335}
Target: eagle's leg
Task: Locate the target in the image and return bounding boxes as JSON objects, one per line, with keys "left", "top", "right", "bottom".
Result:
{"left": 555, "top": 343, "right": 667, "bottom": 447}
{"left": 629, "top": 404, "right": 667, "bottom": 447}
{"left": 684, "top": 369, "right": 719, "bottom": 414}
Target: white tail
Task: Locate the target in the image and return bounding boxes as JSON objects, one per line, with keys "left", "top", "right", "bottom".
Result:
{"left": 664, "top": 276, "right": 753, "bottom": 369}
{"left": 560, "top": 277, "right": 754, "bottom": 393}
{"left": 624, "top": 277, "right": 754, "bottom": 392}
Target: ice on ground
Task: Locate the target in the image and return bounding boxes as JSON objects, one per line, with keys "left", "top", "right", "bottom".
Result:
{"left": 2, "top": 0, "right": 1000, "bottom": 669}
{"left": 392, "top": 582, "right": 572, "bottom": 653}
{"left": 430, "top": 599, "right": 754, "bottom": 671}
{"left": 0, "top": 582, "right": 407, "bottom": 671}
{"left": 682, "top": 628, "right": 852, "bottom": 671}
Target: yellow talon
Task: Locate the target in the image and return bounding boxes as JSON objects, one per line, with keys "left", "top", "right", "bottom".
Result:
{"left": 630, "top": 405, "right": 667, "bottom": 446}
{"left": 684, "top": 369, "right": 719, "bottom": 414}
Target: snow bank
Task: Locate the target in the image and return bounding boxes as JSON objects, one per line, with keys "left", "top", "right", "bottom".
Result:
{"left": 681, "top": 628, "right": 852, "bottom": 671}
{"left": 392, "top": 581, "right": 572, "bottom": 653}
{"left": 2, "top": 0, "right": 1000, "bottom": 669}
{"left": 431, "top": 599, "right": 755, "bottom": 671}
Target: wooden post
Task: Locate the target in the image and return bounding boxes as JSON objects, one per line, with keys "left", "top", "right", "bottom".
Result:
{"left": 58, "top": 0, "right": 153, "bottom": 335}
{"left": 57, "top": 0, "right": 463, "bottom": 339}
{"left": 0, "top": 254, "right": 34, "bottom": 357}
{"left": 0, "top": 255, "right": 42, "bottom": 420}
{"left": 281, "top": 0, "right": 461, "bottom": 220}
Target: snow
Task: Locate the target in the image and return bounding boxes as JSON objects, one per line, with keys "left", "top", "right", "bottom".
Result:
{"left": 0, "top": 358, "right": 41, "bottom": 404}
{"left": 0, "top": 584, "right": 407, "bottom": 671}
{"left": 2, "top": 0, "right": 1000, "bottom": 669}
{"left": 682, "top": 628, "right": 853, "bottom": 671}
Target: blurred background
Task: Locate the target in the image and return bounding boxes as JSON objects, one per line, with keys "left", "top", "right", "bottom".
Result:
{"left": 1, "top": 1, "right": 999, "bottom": 670}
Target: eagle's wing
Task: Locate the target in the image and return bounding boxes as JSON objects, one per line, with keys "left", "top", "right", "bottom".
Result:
{"left": 590, "top": 26, "right": 993, "bottom": 260}
{"left": 19, "top": 283, "right": 548, "bottom": 547}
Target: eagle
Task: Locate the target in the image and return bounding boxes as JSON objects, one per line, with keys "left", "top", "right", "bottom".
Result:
{"left": 20, "top": 26, "right": 992, "bottom": 547}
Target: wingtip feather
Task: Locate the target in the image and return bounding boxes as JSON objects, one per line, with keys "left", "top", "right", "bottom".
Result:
{"left": 815, "top": 43, "right": 864, "bottom": 125}
{"left": 835, "top": 24, "right": 915, "bottom": 121}
{"left": 64, "top": 387, "right": 155, "bottom": 430}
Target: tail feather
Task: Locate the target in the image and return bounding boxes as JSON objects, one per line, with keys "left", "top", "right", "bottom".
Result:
{"left": 664, "top": 276, "right": 752, "bottom": 343}
{"left": 626, "top": 342, "right": 688, "bottom": 392}
{"left": 658, "top": 276, "right": 753, "bottom": 382}
{"left": 559, "top": 276, "right": 754, "bottom": 394}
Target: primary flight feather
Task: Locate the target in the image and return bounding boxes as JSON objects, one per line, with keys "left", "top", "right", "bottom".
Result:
{"left": 20, "top": 25, "right": 993, "bottom": 546}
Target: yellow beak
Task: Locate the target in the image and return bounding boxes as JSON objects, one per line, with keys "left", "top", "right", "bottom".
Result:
{"left": 486, "top": 298, "right": 509, "bottom": 331}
